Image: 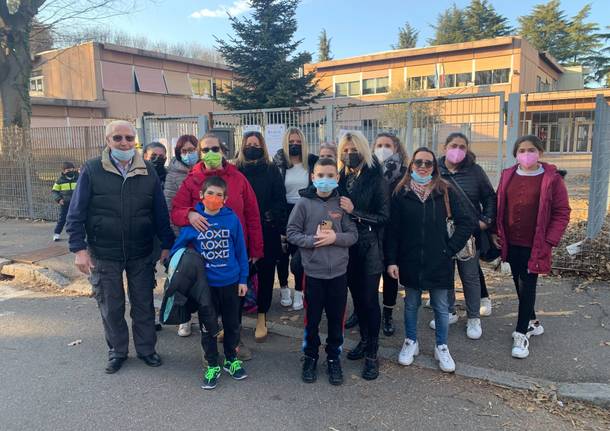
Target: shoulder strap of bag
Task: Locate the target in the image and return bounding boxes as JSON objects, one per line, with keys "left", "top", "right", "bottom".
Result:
{"left": 448, "top": 175, "right": 479, "bottom": 215}
{"left": 443, "top": 189, "right": 452, "bottom": 219}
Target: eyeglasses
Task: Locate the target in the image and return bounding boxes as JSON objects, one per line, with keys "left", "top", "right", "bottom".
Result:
{"left": 201, "top": 146, "right": 221, "bottom": 153}
{"left": 413, "top": 159, "right": 434, "bottom": 168}
{"left": 112, "top": 135, "right": 135, "bottom": 142}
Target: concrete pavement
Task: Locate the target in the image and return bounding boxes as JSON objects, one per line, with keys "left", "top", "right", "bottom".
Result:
{"left": 1, "top": 283, "right": 609, "bottom": 431}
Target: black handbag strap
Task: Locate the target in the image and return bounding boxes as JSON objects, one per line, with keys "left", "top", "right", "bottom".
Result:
{"left": 448, "top": 175, "right": 479, "bottom": 217}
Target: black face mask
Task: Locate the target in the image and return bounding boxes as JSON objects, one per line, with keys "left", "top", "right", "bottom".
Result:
{"left": 243, "top": 147, "right": 264, "bottom": 161}
{"left": 65, "top": 172, "right": 75, "bottom": 180}
{"left": 152, "top": 157, "right": 166, "bottom": 167}
{"left": 288, "top": 144, "right": 302, "bottom": 157}
{"left": 343, "top": 153, "right": 363, "bottom": 169}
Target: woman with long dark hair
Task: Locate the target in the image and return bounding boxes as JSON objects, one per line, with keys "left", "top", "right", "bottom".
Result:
{"left": 493, "top": 135, "right": 570, "bottom": 359}
{"left": 386, "top": 147, "right": 474, "bottom": 373}
{"left": 236, "top": 131, "right": 288, "bottom": 342}
{"left": 338, "top": 131, "right": 389, "bottom": 380}
{"left": 432, "top": 132, "right": 496, "bottom": 340}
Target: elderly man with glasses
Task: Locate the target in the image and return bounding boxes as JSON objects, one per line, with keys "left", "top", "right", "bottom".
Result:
{"left": 66, "top": 120, "right": 175, "bottom": 374}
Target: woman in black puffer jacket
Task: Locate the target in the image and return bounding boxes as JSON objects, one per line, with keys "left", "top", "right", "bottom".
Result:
{"left": 338, "top": 131, "right": 389, "bottom": 381}
{"left": 436, "top": 133, "right": 497, "bottom": 341}
{"left": 237, "top": 131, "right": 288, "bottom": 343}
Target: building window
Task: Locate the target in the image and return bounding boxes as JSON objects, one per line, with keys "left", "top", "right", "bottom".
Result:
{"left": 362, "top": 76, "right": 389, "bottom": 94}
{"left": 212, "top": 78, "right": 233, "bottom": 98}
{"left": 456, "top": 72, "right": 471, "bottom": 87}
{"left": 492, "top": 68, "right": 510, "bottom": 84}
{"left": 408, "top": 76, "right": 423, "bottom": 91}
{"left": 532, "top": 111, "right": 593, "bottom": 153}
{"left": 191, "top": 77, "right": 212, "bottom": 97}
{"left": 441, "top": 74, "right": 456, "bottom": 88}
{"left": 29, "top": 76, "right": 44, "bottom": 95}
{"left": 475, "top": 70, "right": 492, "bottom": 85}
{"left": 536, "top": 76, "right": 551, "bottom": 92}
{"left": 335, "top": 81, "right": 360, "bottom": 97}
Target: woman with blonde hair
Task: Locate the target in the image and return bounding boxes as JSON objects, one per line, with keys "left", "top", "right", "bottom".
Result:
{"left": 338, "top": 131, "right": 389, "bottom": 380}
{"left": 236, "top": 131, "right": 288, "bottom": 342}
{"left": 273, "top": 127, "right": 319, "bottom": 310}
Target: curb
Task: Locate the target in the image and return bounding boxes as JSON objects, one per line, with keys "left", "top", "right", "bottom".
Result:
{"left": 242, "top": 316, "right": 610, "bottom": 409}
{"left": 0, "top": 260, "right": 91, "bottom": 296}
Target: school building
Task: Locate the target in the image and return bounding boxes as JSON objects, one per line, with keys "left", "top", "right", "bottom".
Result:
{"left": 304, "top": 36, "right": 610, "bottom": 165}
{"left": 29, "top": 41, "right": 235, "bottom": 127}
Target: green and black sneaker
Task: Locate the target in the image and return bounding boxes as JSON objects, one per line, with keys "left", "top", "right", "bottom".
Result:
{"left": 202, "top": 365, "right": 221, "bottom": 390}
{"left": 223, "top": 358, "right": 248, "bottom": 380}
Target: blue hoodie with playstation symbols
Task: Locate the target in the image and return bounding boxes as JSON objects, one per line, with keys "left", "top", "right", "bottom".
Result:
{"left": 170, "top": 203, "right": 249, "bottom": 287}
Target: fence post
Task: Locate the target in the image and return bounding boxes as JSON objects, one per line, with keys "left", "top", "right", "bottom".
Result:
{"left": 406, "top": 103, "right": 414, "bottom": 156}
{"left": 496, "top": 93, "right": 506, "bottom": 185}
{"left": 325, "top": 104, "right": 334, "bottom": 142}
{"left": 21, "top": 130, "right": 35, "bottom": 218}
{"left": 136, "top": 117, "right": 146, "bottom": 147}
{"left": 505, "top": 93, "right": 520, "bottom": 167}
{"left": 197, "top": 115, "right": 209, "bottom": 138}
{"left": 586, "top": 95, "right": 610, "bottom": 239}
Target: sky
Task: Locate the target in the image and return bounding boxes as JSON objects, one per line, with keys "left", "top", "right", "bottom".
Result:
{"left": 79, "top": 0, "right": 609, "bottom": 60}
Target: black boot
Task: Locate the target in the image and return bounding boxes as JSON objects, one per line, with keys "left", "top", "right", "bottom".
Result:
{"left": 302, "top": 356, "right": 317, "bottom": 383}
{"left": 347, "top": 340, "right": 367, "bottom": 360}
{"left": 362, "top": 356, "right": 379, "bottom": 380}
{"left": 345, "top": 312, "right": 358, "bottom": 329}
{"left": 327, "top": 359, "right": 343, "bottom": 386}
{"left": 382, "top": 307, "right": 395, "bottom": 337}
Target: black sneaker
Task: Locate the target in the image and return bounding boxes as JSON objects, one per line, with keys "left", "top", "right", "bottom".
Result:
{"left": 223, "top": 358, "right": 248, "bottom": 380}
{"left": 347, "top": 341, "right": 367, "bottom": 360}
{"left": 302, "top": 356, "right": 317, "bottom": 383}
{"left": 344, "top": 312, "right": 358, "bottom": 329}
{"left": 327, "top": 359, "right": 343, "bottom": 386}
{"left": 362, "top": 356, "right": 379, "bottom": 380}
{"left": 202, "top": 365, "right": 221, "bottom": 390}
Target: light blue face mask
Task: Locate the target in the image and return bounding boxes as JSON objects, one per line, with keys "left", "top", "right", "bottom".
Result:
{"left": 181, "top": 152, "right": 199, "bottom": 166}
{"left": 411, "top": 171, "right": 432, "bottom": 185}
{"left": 112, "top": 148, "right": 135, "bottom": 161}
{"left": 313, "top": 178, "right": 338, "bottom": 193}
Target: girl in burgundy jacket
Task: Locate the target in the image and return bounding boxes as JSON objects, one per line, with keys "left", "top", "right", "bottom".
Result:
{"left": 492, "top": 135, "right": 570, "bottom": 360}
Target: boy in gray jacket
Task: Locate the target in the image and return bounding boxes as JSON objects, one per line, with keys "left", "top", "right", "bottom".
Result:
{"left": 287, "top": 158, "right": 358, "bottom": 385}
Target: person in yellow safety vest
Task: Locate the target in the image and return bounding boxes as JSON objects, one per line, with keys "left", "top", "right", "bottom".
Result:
{"left": 51, "top": 161, "right": 79, "bottom": 241}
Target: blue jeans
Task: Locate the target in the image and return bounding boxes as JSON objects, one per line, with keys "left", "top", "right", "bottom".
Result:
{"left": 404, "top": 287, "right": 449, "bottom": 346}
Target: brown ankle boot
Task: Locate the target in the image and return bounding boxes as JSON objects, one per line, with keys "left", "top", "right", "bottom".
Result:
{"left": 255, "top": 313, "right": 268, "bottom": 342}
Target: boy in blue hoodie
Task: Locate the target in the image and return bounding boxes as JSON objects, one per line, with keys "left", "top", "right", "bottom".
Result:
{"left": 170, "top": 176, "right": 249, "bottom": 390}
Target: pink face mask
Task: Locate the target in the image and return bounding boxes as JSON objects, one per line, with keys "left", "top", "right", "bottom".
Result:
{"left": 446, "top": 148, "right": 466, "bottom": 164}
{"left": 517, "top": 151, "right": 540, "bottom": 169}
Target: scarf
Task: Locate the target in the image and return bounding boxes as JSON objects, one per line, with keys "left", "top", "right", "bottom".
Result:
{"left": 382, "top": 153, "right": 403, "bottom": 184}
{"left": 409, "top": 179, "right": 432, "bottom": 203}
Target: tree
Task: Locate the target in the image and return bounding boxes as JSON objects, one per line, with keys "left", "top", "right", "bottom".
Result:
{"left": 317, "top": 28, "right": 331, "bottom": 61}
{"left": 0, "top": 0, "right": 136, "bottom": 128}
{"left": 30, "top": 18, "right": 53, "bottom": 54}
{"left": 392, "top": 22, "right": 418, "bottom": 49}
{"left": 215, "top": 0, "right": 323, "bottom": 110}
{"left": 429, "top": 4, "right": 466, "bottom": 45}
{"left": 582, "top": 27, "right": 610, "bottom": 86}
{"left": 564, "top": 4, "right": 600, "bottom": 65}
{"left": 463, "top": 0, "right": 512, "bottom": 40}
{"left": 518, "top": 0, "right": 572, "bottom": 62}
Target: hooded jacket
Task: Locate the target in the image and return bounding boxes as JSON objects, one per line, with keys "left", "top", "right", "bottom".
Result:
{"left": 171, "top": 203, "right": 249, "bottom": 287}
{"left": 51, "top": 171, "right": 79, "bottom": 204}
{"left": 273, "top": 149, "right": 319, "bottom": 183}
{"left": 170, "top": 160, "right": 264, "bottom": 259}
{"left": 496, "top": 162, "right": 570, "bottom": 274}
{"left": 286, "top": 187, "right": 358, "bottom": 280}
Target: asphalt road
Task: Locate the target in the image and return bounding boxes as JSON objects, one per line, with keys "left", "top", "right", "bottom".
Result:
{"left": 1, "top": 282, "right": 607, "bottom": 431}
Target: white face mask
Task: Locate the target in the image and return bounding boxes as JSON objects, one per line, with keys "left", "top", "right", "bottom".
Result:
{"left": 374, "top": 147, "right": 394, "bottom": 163}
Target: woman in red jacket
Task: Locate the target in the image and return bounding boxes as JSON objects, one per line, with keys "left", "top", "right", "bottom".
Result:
{"left": 171, "top": 133, "right": 264, "bottom": 359}
{"left": 492, "top": 135, "right": 570, "bottom": 360}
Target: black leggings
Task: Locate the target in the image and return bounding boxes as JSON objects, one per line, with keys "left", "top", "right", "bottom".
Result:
{"left": 479, "top": 264, "right": 489, "bottom": 299}
{"left": 382, "top": 271, "right": 398, "bottom": 308}
{"left": 507, "top": 245, "right": 538, "bottom": 334}
{"left": 256, "top": 255, "right": 277, "bottom": 314}
{"left": 347, "top": 249, "right": 381, "bottom": 356}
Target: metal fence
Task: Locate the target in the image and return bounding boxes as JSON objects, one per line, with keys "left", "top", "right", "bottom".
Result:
{"left": 0, "top": 125, "right": 106, "bottom": 220}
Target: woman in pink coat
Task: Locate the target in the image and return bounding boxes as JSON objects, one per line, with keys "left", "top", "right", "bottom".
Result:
{"left": 492, "top": 135, "right": 570, "bottom": 360}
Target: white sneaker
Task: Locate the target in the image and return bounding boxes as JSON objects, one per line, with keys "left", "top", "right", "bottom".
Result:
{"left": 398, "top": 338, "right": 419, "bottom": 366}
{"left": 512, "top": 332, "right": 529, "bottom": 358}
{"left": 480, "top": 297, "right": 492, "bottom": 316}
{"left": 466, "top": 318, "right": 482, "bottom": 340}
{"left": 280, "top": 286, "right": 292, "bottom": 307}
{"left": 53, "top": 234, "right": 60, "bottom": 241}
{"left": 527, "top": 320, "right": 544, "bottom": 337}
{"left": 434, "top": 344, "right": 455, "bottom": 372}
{"left": 424, "top": 298, "right": 431, "bottom": 308}
{"left": 292, "top": 291, "right": 304, "bottom": 311}
{"left": 177, "top": 322, "right": 192, "bottom": 337}
{"left": 429, "top": 312, "right": 458, "bottom": 330}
